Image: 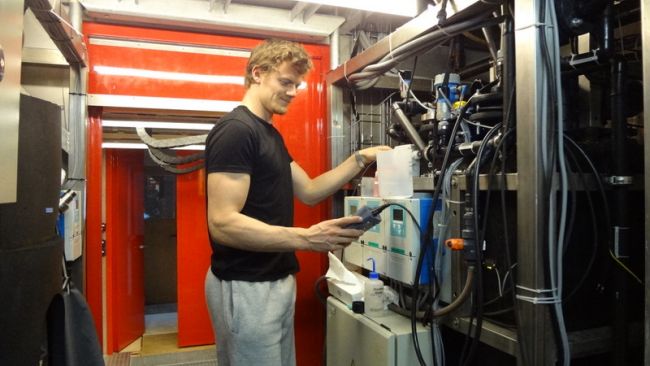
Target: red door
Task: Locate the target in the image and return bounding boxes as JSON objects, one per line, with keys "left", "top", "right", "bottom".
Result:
{"left": 176, "top": 164, "right": 214, "bottom": 346}
{"left": 105, "top": 149, "right": 145, "bottom": 352}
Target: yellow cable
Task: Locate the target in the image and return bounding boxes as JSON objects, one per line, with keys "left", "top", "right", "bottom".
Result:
{"left": 609, "top": 250, "right": 643, "bottom": 285}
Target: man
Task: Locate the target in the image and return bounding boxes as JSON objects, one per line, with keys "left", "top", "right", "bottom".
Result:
{"left": 204, "top": 38, "right": 390, "bottom": 366}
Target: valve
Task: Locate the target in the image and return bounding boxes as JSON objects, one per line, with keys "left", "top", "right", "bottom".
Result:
{"left": 445, "top": 238, "right": 465, "bottom": 250}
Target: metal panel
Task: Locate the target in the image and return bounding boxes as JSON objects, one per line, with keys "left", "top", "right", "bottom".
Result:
{"left": 88, "top": 94, "right": 240, "bottom": 112}
{"left": 85, "top": 108, "right": 104, "bottom": 346}
{"left": 21, "top": 47, "right": 69, "bottom": 66}
{"left": 329, "top": 29, "right": 345, "bottom": 170}
{"left": 413, "top": 174, "right": 519, "bottom": 191}
{"left": 326, "top": 296, "right": 433, "bottom": 366}
{"left": 89, "top": 37, "right": 251, "bottom": 57}
{"left": 450, "top": 317, "right": 518, "bottom": 356}
{"left": 27, "top": 0, "right": 87, "bottom": 66}
{"left": 642, "top": 0, "right": 650, "bottom": 362}
{"left": 80, "top": 0, "right": 345, "bottom": 43}
{"left": 0, "top": 0, "right": 23, "bottom": 203}
{"left": 514, "top": 0, "right": 557, "bottom": 364}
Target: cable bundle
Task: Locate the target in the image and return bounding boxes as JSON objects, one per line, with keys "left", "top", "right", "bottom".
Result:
{"left": 136, "top": 128, "right": 206, "bottom": 174}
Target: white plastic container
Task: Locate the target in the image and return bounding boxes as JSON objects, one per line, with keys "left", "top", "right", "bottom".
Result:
{"left": 376, "top": 144, "right": 418, "bottom": 198}
{"left": 364, "top": 258, "right": 385, "bottom": 317}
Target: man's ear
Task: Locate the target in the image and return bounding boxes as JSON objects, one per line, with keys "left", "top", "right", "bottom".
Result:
{"left": 251, "top": 65, "right": 264, "bottom": 83}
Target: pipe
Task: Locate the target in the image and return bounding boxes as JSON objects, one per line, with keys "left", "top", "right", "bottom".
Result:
{"left": 388, "top": 266, "right": 475, "bottom": 319}
{"left": 481, "top": 27, "right": 498, "bottom": 66}
{"left": 63, "top": 0, "right": 87, "bottom": 190}
{"left": 500, "top": 2, "right": 515, "bottom": 132}
{"left": 391, "top": 102, "right": 429, "bottom": 159}
{"left": 601, "top": 3, "right": 614, "bottom": 55}
{"left": 610, "top": 57, "right": 630, "bottom": 366}
{"left": 433, "top": 266, "right": 475, "bottom": 317}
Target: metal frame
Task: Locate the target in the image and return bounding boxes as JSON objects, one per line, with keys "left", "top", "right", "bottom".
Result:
{"left": 642, "top": 0, "right": 650, "bottom": 363}
{"left": 80, "top": 0, "right": 345, "bottom": 43}
{"left": 27, "top": 0, "right": 87, "bottom": 66}
{"left": 326, "top": 0, "right": 648, "bottom": 362}
{"left": 0, "top": 0, "right": 24, "bottom": 203}
{"left": 513, "top": 0, "right": 557, "bottom": 363}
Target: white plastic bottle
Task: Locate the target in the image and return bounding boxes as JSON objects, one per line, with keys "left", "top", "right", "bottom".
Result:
{"left": 364, "top": 258, "right": 384, "bottom": 317}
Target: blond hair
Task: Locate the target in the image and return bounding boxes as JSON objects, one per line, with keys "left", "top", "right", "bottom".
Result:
{"left": 244, "top": 39, "right": 313, "bottom": 88}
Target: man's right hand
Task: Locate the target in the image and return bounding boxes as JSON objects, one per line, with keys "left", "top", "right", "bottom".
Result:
{"left": 299, "top": 216, "right": 365, "bottom": 252}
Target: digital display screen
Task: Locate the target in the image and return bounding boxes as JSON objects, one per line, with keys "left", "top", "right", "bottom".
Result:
{"left": 350, "top": 205, "right": 357, "bottom": 214}
{"left": 393, "top": 209, "right": 403, "bottom": 221}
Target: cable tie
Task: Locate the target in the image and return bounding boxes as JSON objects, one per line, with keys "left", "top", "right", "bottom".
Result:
{"left": 343, "top": 61, "right": 351, "bottom": 85}
{"left": 514, "top": 22, "right": 553, "bottom": 31}
{"left": 515, "top": 285, "right": 560, "bottom": 304}
{"left": 388, "top": 33, "right": 395, "bottom": 61}
{"left": 569, "top": 49, "right": 600, "bottom": 68}
{"left": 515, "top": 294, "right": 560, "bottom": 304}
{"left": 516, "top": 285, "right": 556, "bottom": 293}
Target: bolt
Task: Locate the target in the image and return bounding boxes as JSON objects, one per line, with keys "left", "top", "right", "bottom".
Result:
{"left": 570, "top": 17, "right": 584, "bottom": 28}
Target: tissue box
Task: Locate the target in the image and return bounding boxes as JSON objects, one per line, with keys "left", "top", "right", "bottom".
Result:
{"left": 327, "top": 272, "right": 367, "bottom": 307}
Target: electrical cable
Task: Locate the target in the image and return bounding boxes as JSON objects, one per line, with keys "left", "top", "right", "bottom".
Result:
{"left": 404, "top": 56, "right": 419, "bottom": 105}
{"left": 563, "top": 136, "right": 643, "bottom": 285}
{"left": 349, "top": 16, "right": 504, "bottom": 90}
{"left": 460, "top": 122, "right": 502, "bottom": 366}
{"left": 498, "top": 130, "right": 531, "bottom": 365}
{"left": 409, "top": 89, "right": 490, "bottom": 366}
{"left": 372, "top": 202, "right": 427, "bottom": 365}
{"left": 405, "top": 82, "right": 499, "bottom": 365}
{"left": 562, "top": 142, "right": 600, "bottom": 302}
{"left": 548, "top": 1, "right": 571, "bottom": 363}
{"left": 431, "top": 157, "right": 463, "bottom": 366}
{"left": 534, "top": 0, "right": 570, "bottom": 363}
{"left": 315, "top": 274, "right": 329, "bottom": 366}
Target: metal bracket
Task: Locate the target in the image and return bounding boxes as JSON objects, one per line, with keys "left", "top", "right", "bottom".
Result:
{"left": 606, "top": 175, "right": 634, "bottom": 185}
{"left": 569, "top": 49, "right": 600, "bottom": 68}
{"left": 290, "top": 2, "right": 321, "bottom": 23}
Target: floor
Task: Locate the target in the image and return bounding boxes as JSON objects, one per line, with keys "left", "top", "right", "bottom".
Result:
{"left": 106, "top": 304, "right": 217, "bottom": 366}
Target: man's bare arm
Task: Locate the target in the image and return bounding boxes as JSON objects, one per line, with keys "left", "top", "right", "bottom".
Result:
{"left": 291, "top": 145, "right": 391, "bottom": 205}
{"left": 206, "top": 172, "right": 364, "bottom": 252}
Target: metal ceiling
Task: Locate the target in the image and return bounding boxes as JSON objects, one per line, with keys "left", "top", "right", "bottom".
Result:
{"left": 80, "top": 0, "right": 421, "bottom": 43}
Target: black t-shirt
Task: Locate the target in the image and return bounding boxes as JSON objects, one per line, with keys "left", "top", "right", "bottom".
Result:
{"left": 205, "top": 105, "right": 299, "bottom": 281}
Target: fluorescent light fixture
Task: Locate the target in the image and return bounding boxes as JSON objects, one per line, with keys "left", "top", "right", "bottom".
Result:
{"left": 94, "top": 66, "right": 309, "bottom": 89}
{"left": 297, "top": 0, "right": 418, "bottom": 17}
{"left": 94, "top": 66, "right": 245, "bottom": 85}
{"left": 102, "top": 120, "right": 214, "bottom": 131}
{"left": 102, "top": 142, "right": 205, "bottom": 150}
{"left": 89, "top": 37, "right": 251, "bottom": 58}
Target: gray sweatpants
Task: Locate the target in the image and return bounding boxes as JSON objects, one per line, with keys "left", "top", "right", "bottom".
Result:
{"left": 205, "top": 270, "right": 297, "bottom": 366}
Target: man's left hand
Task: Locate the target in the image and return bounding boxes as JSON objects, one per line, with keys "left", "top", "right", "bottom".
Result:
{"left": 357, "top": 145, "right": 392, "bottom": 165}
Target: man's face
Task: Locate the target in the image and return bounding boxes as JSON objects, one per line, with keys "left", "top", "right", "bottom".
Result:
{"left": 254, "top": 61, "right": 305, "bottom": 116}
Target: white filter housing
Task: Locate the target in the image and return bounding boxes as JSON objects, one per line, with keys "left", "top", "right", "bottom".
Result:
{"left": 63, "top": 193, "right": 82, "bottom": 261}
